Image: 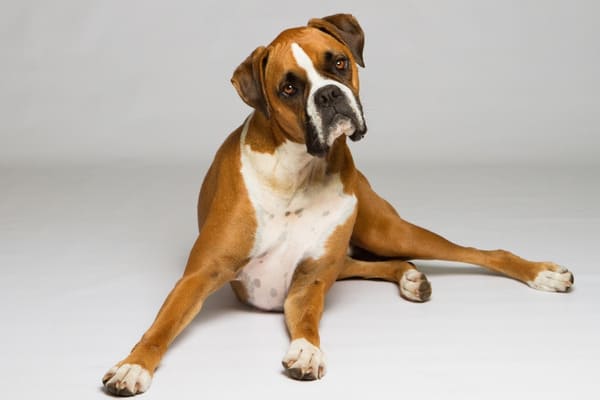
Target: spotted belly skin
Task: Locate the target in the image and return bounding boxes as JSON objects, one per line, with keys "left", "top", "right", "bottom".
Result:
{"left": 235, "top": 184, "right": 356, "bottom": 311}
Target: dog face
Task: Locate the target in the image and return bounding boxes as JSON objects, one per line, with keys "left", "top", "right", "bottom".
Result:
{"left": 232, "top": 14, "right": 367, "bottom": 156}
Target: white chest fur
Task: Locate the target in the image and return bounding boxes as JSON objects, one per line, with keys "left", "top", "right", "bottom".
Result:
{"left": 237, "top": 116, "right": 356, "bottom": 311}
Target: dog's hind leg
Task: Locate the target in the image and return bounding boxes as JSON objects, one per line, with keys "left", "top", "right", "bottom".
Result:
{"left": 338, "top": 257, "right": 431, "bottom": 302}
{"left": 351, "top": 171, "right": 574, "bottom": 292}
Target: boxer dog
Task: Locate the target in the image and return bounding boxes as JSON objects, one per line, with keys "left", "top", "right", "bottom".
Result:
{"left": 102, "top": 14, "right": 574, "bottom": 396}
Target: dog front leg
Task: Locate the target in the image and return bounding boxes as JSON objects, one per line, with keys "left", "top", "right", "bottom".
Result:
{"left": 281, "top": 257, "right": 342, "bottom": 381}
{"left": 102, "top": 235, "right": 243, "bottom": 396}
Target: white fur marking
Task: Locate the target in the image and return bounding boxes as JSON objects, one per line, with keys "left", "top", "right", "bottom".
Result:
{"left": 400, "top": 269, "right": 430, "bottom": 302}
{"left": 528, "top": 266, "right": 573, "bottom": 292}
{"left": 282, "top": 338, "right": 327, "bottom": 379}
{"left": 291, "top": 43, "right": 364, "bottom": 142}
{"left": 238, "top": 115, "right": 357, "bottom": 310}
{"left": 103, "top": 363, "right": 152, "bottom": 395}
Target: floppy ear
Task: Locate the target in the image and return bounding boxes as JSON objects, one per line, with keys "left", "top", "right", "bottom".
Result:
{"left": 307, "top": 13, "right": 365, "bottom": 67}
{"left": 231, "top": 46, "right": 271, "bottom": 118}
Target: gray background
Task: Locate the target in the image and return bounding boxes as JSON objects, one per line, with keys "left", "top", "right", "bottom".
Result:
{"left": 1, "top": 1, "right": 599, "bottom": 399}
{"left": 2, "top": 0, "right": 599, "bottom": 165}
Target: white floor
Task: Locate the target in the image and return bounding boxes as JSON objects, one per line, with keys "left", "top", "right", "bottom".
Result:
{"left": 1, "top": 163, "right": 598, "bottom": 399}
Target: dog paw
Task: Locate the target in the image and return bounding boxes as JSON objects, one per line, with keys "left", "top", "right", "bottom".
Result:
{"left": 282, "top": 338, "right": 326, "bottom": 380}
{"left": 102, "top": 363, "right": 152, "bottom": 396}
{"left": 400, "top": 269, "right": 431, "bottom": 302}
{"left": 528, "top": 264, "right": 574, "bottom": 292}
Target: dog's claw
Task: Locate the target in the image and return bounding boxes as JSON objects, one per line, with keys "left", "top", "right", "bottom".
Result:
{"left": 528, "top": 263, "right": 574, "bottom": 292}
{"left": 282, "top": 338, "right": 326, "bottom": 381}
{"left": 102, "top": 364, "right": 152, "bottom": 397}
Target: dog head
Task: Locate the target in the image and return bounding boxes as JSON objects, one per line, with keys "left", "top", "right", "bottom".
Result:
{"left": 231, "top": 14, "right": 367, "bottom": 157}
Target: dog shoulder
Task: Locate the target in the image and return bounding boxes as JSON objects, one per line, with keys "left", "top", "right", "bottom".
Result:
{"left": 197, "top": 123, "right": 250, "bottom": 230}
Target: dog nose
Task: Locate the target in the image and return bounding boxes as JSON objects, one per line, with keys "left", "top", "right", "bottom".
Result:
{"left": 314, "top": 85, "right": 343, "bottom": 107}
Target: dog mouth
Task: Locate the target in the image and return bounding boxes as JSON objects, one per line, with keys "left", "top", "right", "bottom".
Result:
{"left": 328, "top": 114, "right": 357, "bottom": 142}
{"left": 305, "top": 111, "right": 367, "bottom": 157}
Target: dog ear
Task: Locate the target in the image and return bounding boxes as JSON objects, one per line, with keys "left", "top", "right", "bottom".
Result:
{"left": 308, "top": 14, "right": 365, "bottom": 67}
{"left": 231, "top": 46, "right": 271, "bottom": 118}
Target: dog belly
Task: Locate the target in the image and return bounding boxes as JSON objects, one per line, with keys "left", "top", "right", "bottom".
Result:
{"left": 235, "top": 189, "right": 356, "bottom": 311}
{"left": 236, "top": 247, "right": 298, "bottom": 311}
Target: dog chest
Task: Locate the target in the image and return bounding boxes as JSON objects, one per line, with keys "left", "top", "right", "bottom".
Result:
{"left": 237, "top": 122, "right": 356, "bottom": 311}
{"left": 238, "top": 177, "right": 355, "bottom": 310}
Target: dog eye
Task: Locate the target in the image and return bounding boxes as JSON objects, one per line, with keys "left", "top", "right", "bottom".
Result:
{"left": 281, "top": 83, "right": 298, "bottom": 97}
{"left": 335, "top": 58, "right": 348, "bottom": 71}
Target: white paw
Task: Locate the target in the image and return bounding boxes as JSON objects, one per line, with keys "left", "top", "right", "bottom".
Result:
{"left": 282, "top": 338, "right": 326, "bottom": 380}
{"left": 400, "top": 269, "right": 432, "bottom": 302}
{"left": 528, "top": 265, "right": 574, "bottom": 292}
{"left": 102, "top": 363, "right": 152, "bottom": 396}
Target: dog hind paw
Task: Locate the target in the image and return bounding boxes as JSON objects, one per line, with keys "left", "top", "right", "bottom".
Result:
{"left": 528, "top": 264, "right": 574, "bottom": 292}
{"left": 282, "top": 338, "right": 326, "bottom": 380}
{"left": 102, "top": 363, "right": 152, "bottom": 396}
{"left": 400, "top": 269, "right": 431, "bottom": 302}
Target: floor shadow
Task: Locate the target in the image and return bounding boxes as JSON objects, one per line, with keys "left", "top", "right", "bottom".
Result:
{"left": 169, "top": 284, "right": 284, "bottom": 351}
{"left": 414, "top": 263, "right": 502, "bottom": 277}
{"left": 162, "top": 264, "right": 508, "bottom": 352}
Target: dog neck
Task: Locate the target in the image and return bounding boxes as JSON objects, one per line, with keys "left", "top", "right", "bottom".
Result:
{"left": 241, "top": 113, "right": 346, "bottom": 197}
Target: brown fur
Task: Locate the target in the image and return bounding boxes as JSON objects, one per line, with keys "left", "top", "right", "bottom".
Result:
{"left": 350, "top": 171, "right": 564, "bottom": 284}
{"left": 103, "top": 14, "right": 572, "bottom": 394}
{"left": 107, "top": 125, "right": 258, "bottom": 377}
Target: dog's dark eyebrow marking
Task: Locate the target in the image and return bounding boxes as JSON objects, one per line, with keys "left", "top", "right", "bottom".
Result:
{"left": 283, "top": 71, "right": 299, "bottom": 83}
{"left": 324, "top": 51, "right": 334, "bottom": 61}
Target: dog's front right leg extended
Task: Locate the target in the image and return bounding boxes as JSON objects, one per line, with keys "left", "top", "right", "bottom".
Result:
{"left": 281, "top": 257, "right": 345, "bottom": 381}
{"left": 102, "top": 235, "right": 243, "bottom": 396}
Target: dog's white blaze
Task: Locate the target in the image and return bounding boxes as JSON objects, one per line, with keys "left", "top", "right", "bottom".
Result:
{"left": 291, "top": 43, "right": 364, "bottom": 142}
{"left": 238, "top": 115, "right": 357, "bottom": 311}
